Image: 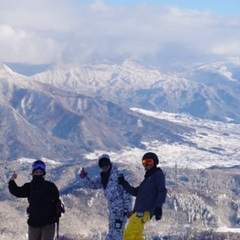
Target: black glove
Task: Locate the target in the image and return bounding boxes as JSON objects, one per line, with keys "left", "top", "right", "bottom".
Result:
{"left": 55, "top": 201, "right": 65, "bottom": 218}
{"left": 80, "top": 167, "right": 88, "bottom": 178}
{"left": 154, "top": 207, "right": 162, "bottom": 221}
{"left": 118, "top": 174, "right": 125, "bottom": 185}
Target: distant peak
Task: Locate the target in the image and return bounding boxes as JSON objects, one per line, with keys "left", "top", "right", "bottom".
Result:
{"left": 0, "top": 63, "right": 15, "bottom": 76}
{"left": 122, "top": 59, "right": 142, "bottom": 68}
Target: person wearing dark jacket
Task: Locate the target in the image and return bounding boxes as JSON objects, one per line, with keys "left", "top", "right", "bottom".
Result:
{"left": 8, "top": 160, "right": 63, "bottom": 240}
{"left": 118, "top": 152, "right": 167, "bottom": 240}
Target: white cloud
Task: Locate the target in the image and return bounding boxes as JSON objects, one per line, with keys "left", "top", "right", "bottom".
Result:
{"left": 0, "top": 24, "right": 63, "bottom": 64}
{"left": 0, "top": 0, "right": 239, "bottom": 66}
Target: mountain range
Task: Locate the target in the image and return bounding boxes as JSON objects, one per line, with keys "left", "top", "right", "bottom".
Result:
{"left": 23, "top": 58, "right": 240, "bottom": 123}
{"left": 0, "top": 62, "right": 189, "bottom": 161}
{"left": 1, "top": 57, "right": 240, "bottom": 161}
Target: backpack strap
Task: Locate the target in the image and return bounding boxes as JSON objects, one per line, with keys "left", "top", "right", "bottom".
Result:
{"left": 55, "top": 219, "right": 60, "bottom": 240}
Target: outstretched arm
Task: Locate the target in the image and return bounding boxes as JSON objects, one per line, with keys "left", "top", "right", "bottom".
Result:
{"left": 118, "top": 174, "right": 139, "bottom": 196}
{"left": 79, "top": 168, "right": 102, "bottom": 189}
{"left": 8, "top": 172, "right": 31, "bottom": 198}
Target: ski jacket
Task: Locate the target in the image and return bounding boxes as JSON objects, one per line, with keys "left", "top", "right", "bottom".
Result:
{"left": 8, "top": 178, "right": 61, "bottom": 227}
{"left": 81, "top": 165, "right": 132, "bottom": 214}
{"left": 122, "top": 167, "right": 167, "bottom": 218}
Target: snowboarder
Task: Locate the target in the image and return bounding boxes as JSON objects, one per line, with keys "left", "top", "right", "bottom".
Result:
{"left": 8, "top": 160, "right": 64, "bottom": 240}
{"left": 118, "top": 152, "right": 167, "bottom": 240}
{"left": 79, "top": 154, "right": 133, "bottom": 240}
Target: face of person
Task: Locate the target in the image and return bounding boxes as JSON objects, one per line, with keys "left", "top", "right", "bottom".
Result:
{"left": 33, "top": 169, "right": 44, "bottom": 175}
{"left": 142, "top": 158, "right": 155, "bottom": 170}
{"left": 143, "top": 163, "right": 154, "bottom": 170}
{"left": 100, "top": 164, "right": 111, "bottom": 172}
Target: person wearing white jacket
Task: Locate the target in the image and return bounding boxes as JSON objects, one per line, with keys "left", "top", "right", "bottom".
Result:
{"left": 79, "top": 154, "right": 133, "bottom": 240}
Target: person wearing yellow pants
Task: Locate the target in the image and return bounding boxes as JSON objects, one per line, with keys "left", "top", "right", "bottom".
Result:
{"left": 122, "top": 211, "right": 150, "bottom": 240}
{"left": 118, "top": 152, "right": 167, "bottom": 239}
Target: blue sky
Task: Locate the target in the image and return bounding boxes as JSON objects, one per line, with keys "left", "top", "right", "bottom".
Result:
{"left": 105, "top": 0, "right": 240, "bottom": 15}
{"left": 0, "top": 0, "right": 240, "bottom": 68}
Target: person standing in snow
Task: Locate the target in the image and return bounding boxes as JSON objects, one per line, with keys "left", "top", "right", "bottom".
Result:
{"left": 118, "top": 152, "right": 167, "bottom": 240}
{"left": 79, "top": 154, "right": 133, "bottom": 240}
{"left": 8, "top": 160, "right": 64, "bottom": 240}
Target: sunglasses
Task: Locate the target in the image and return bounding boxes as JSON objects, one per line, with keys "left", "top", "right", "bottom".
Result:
{"left": 142, "top": 158, "right": 154, "bottom": 166}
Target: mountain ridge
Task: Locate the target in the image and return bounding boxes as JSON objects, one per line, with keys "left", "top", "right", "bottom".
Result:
{"left": 0, "top": 67, "right": 193, "bottom": 160}
{"left": 7, "top": 58, "right": 238, "bottom": 123}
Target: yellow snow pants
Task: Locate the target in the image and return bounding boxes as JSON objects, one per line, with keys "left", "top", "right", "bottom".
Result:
{"left": 122, "top": 211, "right": 150, "bottom": 240}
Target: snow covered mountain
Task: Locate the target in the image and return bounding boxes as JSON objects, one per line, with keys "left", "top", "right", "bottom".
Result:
{"left": 1, "top": 57, "right": 240, "bottom": 160}
{"left": 0, "top": 63, "right": 192, "bottom": 160}
{"left": 27, "top": 58, "right": 240, "bottom": 123}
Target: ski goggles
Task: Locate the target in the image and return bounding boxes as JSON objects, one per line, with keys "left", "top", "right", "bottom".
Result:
{"left": 32, "top": 163, "right": 45, "bottom": 172}
{"left": 142, "top": 158, "right": 154, "bottom": 166}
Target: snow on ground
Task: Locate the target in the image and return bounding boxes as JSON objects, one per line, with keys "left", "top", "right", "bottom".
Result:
{"left": 217, "top": 227, "right": 240, "bottom": 233}
{"left": 13, "top": 109, "right": 240, "bottom": 170}
{"left": 84, "top": 109, "right": 240, "bottom": 170}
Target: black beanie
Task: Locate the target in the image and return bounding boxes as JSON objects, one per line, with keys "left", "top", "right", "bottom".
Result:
{"left": 142, "top": 152, "right": 159, "bottom": 165}
{"left": 98, "top": 154, "right": 111, "bottom": 168}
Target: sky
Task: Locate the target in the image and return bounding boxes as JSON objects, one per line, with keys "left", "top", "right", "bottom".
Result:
{"left": 0, "top": 0, "right": 240, "bottom": 69}
{"left": 106, "top": 0, "right": 240, "bottom": 15}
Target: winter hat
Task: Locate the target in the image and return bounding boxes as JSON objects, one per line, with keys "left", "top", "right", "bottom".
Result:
{"left": 142, "top": 152, "right": 159, "bottom": 165}
{"left": 98, "top": 154, "right": 111, "bottom": 168}
{"left": 32, "top": 160, "right": 46, "bottom": 174}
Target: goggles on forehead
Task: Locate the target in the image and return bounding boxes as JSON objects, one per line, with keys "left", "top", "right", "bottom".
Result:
{"left": 142, "top": 158, "right": 154, "bottom": 166}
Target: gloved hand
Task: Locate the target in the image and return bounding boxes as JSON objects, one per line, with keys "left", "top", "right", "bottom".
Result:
{"left": 124, "top": 211, "right": 133, "bottom": 218}
{"left": 154, "top": 207, "right": 162, "bottom": 221}
{"left": 10, "top": 171, "right": 17, "bottom": 180}
{"left": 80, "top": 168, "right": 88, "bottom": 178}
{"left": 118, "top": 174, "right": 125, "bottom": 185}
{"left": 55, "top": 201, "right": 65, "bottom": 218}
